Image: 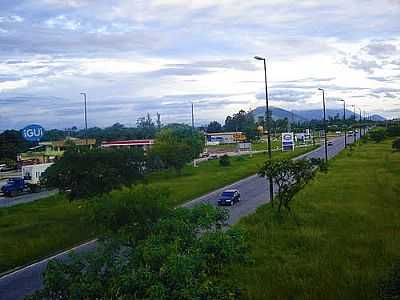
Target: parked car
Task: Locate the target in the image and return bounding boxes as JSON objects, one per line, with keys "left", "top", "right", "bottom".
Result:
{"left": 208, "top": 154, "right": 218, "bottom": 160}
{"left": 0, "top": 164, "right": 14, "bottom": 172}
{"left": 328, "top": 141, "right": 334, "bottom": 146}
{"left": 217, "top": 189, "right": 240, "bottom": 206}
{"left": 200, "top": 152, "right": 209, "bottom": 158}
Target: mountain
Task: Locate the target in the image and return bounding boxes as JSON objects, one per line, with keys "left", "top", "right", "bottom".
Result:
{"left": 370, "top": 114, "right": 386, "bottom": 121}
{"left": 251, "top": 106, "right": 386, "bottom": 122}
{"left": 251, "top": 106, "right": 307, "bottom": 122}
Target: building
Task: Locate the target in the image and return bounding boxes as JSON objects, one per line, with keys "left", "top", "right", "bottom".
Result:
{"left": 39, "top": 137, "right": 96, "bottom": 152}
{"left": 17, "top": 137, "right": 96, "bottom": 167}
{"left": 205, "top": 132, "right": 246, "bottom": 145}
{"left": 101, "top": 139, "right": 154, "bottom": 151}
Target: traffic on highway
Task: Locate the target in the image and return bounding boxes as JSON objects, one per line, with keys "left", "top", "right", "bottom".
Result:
{"left": 0, "top": 133, "right": 361, "bottom": 300}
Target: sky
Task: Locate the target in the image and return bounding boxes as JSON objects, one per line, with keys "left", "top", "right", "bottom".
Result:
{"left": 0, "top": 0, "right": 399, "bottom": 130}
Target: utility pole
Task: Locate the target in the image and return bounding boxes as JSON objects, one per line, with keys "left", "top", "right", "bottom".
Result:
{"left": 80, "top": 92, "right": 88, "bottom": 145}
{"left": 318, "top": 88, "right": 328, "bottom": 161}
{"left": 254, "top": 56, "right": 274, "bottom": 205}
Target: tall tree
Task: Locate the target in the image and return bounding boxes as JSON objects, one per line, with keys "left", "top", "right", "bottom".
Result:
{"left": 206, "top": 121, "right": 222, "bottom": 133}
{"left": 148, "top": 129, "right": 193, "bottom": 175}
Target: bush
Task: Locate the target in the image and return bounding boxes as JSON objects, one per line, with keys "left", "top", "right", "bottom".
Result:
{"left": 309, "top": 157, "right": 328, "bottom": 172}
{"left": 369, "top": 128, "right": 387, "bottom": 143}
{"left": 92, "top": 185, "right": 171, "bottom": 245}
{"left": 387, "top": 125, "right": 400, "bottom": 137}
{"left": 29, "top": 205, "right": 250, "bottom": 300}
{"left": 219, "top": 154, "right": 231, "bottom": 166}
{"left": 393, "top": 138, "right": 400, "bottom": 152}
{"left": 43, "top": 147, "right": 145, "bottom": 200}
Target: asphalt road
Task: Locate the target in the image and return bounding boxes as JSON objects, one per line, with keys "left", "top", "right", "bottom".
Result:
{"left": 0, "top": 133, "right": 359, "bottom": 299}
{"left": 0, "top": 189, "right": 58, "bottom": 208}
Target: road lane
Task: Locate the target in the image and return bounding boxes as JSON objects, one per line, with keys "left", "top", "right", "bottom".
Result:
{"left": 0, "top": 133, "right": 360, "bottom": 299}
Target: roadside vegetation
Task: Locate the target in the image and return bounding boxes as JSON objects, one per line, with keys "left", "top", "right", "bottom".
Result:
{"left": 0, "top": 145, "right": 316, "bottom": 273}
{"left": 228, "top": 138, "right": 400, "bottom": 299}
{"left": 28, "top": 201, "right": 250, "bottom": 300}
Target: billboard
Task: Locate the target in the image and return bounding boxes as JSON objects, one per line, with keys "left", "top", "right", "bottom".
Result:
{"left": 282, "top": 132, "right": 294, "bottom": 151}
{"left": 21, "top": 124, "right": 45, "bottom": 142}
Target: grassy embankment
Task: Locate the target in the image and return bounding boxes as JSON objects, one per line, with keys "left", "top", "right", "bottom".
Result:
{"left": 230, "top": 139, "right": 400, "bottom": 299}
{"left": 0, "top": 145, "right": 317, "bottom": 273}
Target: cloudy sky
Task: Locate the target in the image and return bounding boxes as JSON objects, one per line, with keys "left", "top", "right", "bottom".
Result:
{"left": 0, "top": 0, "right": 399, "bottom": 130}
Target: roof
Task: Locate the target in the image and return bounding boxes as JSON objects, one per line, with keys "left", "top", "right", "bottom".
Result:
{"left": 40, "top": 138, "right": 96, "bottom": 147}
{"left": 206, "top": 132, "right": 243, "bottom": 136}
{"left": 223, "top": 189, "right": 239, "bottom": 193}
{"left": 101, "top": 139, "right": 154, "bottom": 147}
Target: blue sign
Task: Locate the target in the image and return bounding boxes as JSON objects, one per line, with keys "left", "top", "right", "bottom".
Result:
{"left": 21, "top": 124, "right": 45, "bottom": 142}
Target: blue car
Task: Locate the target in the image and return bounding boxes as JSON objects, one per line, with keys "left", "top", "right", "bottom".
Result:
{"left": 218, "top": 189, "right": 240, "bottom": 206}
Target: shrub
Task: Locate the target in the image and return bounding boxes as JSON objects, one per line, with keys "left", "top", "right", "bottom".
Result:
{"left": 369, "top": 128, "right": 386, "bottom": 143}
{"left": 393, "top": 138, "right": 400, "bottom": 152}
{"left": 387, "top": 125, "right": 400, "bottom": 137}
{"left": 219, "top": 154, "right": 231, "bottom": 166}
{"left": 28, "top": 205, "right": 250, "bottom": 300}
{"left": 309, "top": 157, "right": 328, "bottom": 172}
{"left": 91, "top": 185, "right": 171, "bottom": 245}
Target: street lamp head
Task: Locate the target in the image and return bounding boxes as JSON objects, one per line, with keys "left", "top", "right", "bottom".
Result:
{"left": 318, "top": 88, "right": 324, "bottom": 91}
{"left": 338, "top": 99, "right": 344, "bottom": 102}
{"left": 254, "top": 56, "right": 265, "bottom": 61}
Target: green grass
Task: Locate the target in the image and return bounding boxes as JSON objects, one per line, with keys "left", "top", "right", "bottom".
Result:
{"left": 147, "top": 146, "right": 316, "bottom": 206}
{"left": 0, "top": 146, "right": 316, "bottom": 274}
{"left": 0, "top": 195, "right": 96, "bottom": 273}
{"left": 230, "top": 140, "right": 400, "bottom": 299}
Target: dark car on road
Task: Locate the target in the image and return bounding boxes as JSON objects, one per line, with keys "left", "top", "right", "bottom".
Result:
{"left": 218, "top": 189, "right": 240, "bottom": 206}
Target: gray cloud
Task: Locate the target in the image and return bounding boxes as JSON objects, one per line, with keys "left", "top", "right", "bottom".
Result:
{"left": 256, "top": 89, "right": 314, "bottom": 102}
{"left": 167, "top": 59, "right": 257, "bottom": 71}
{"left": 363, "top": 42, "right": 397, "bottom": 58}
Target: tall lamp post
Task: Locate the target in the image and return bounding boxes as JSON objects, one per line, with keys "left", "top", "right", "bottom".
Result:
{"left": 338, "top": 99, "right": 346, "bottom": 148}
{"left": 350, "top": 104, "right": 356, "bottom": 143}
{"left": 191, "top": 102, "right": 197, "bottom": 167}
{"left": 318, "top": 88, "right": 328, "bottom": 162}
{"left": 80, "top": 92, "right": 88, "bottom": 145}
{"left": 254, "top": 55, "right": 274, "bottom": 205}
{"left": 358, "top": 108, "right": 362, "bottom": 139}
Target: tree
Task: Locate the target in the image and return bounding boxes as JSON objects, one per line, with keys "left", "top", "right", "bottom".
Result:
{"left": 369, "top": 128, "right": 386, "bottom": 143}
{"left": 28, "top": 204, "right": 249, "bottom": 300}
{"left": 387, "top": 125, "right": 400, "bottom": 137}
{"left": 0, "top": 130, "right": 32, "bottom": 162}
{"left": 224, "top": 110, "right": 256, "bottom": 141}
{"left": 392, "top": 138, "right": 400, "bottom": 151}
{"left": 207, "top": 121, "right": 222, "bottom": 133}
{"left": 43, "top": 147, "right": 145, "bottom": 200}
{"left": 136, "top": 113, "right": 156, "bottom": 139}
{"left": 259, "top": 159, "right": 315, "bottom": 217}
{"left": 148, "top": 129, "right": 192, "bottom": 175}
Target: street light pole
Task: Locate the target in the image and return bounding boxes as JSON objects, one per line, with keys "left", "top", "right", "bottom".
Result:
{"left": 351, "top": 104, "right": 356, "bottom": 143}
{"left": 254, "top": 56, "right": 274, "bottom": 205}
{"left": 338, "top": 99, "right": 346, "bottom": 148}
{"left": 318, "top": 88, "right": 328, "bottom": 162}
{"left": 191, "top": 102, "right": 197, "bottom": 167}
{"left": 80, "top": 92, "right": 88, "bottom": 145}
{"left": 358, "top": 108, "right": 362, "bottom": 139}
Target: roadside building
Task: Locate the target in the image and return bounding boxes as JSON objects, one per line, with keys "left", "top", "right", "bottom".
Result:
{"left": 101, "top": 139, "right": 154, "bottom": 152}
{"left": 17, "top": 137, "right": 96, "bottom": 167}
{"left": 205, "top": 132, "right": 246, "bottom": 145}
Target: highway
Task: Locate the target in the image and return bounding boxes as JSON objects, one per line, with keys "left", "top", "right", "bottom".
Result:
{"left": 0, "top": 134, "right": 358, "bottom": 299}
